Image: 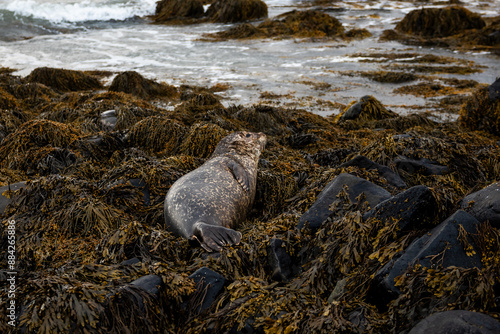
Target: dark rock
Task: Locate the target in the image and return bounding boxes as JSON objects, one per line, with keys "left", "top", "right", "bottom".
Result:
{"left": 489, "top": 77, "right": 500, "bottom": 101}
{"left": 372, "top": 210, "right": 482, "bottom": 301}
{"left": 206, "top": 0, "right": 268, "bottom": 23}
{"left": 460, "top": 182, "right": 500, "bottom": 228}
{"left": 267, "top": 238, "right": 293, "bottom": 282}
{"left": 100, "top": 110, "right": 117, "bottom": 130}
{"left": 120, "top": 257, "right": 141, "bottom": 266}
{"left": 154, "top": 0, "right": 204, "bottom": 22}
{"left": 408, "top": 310, "right": 500, "bottom": 334}
{"left": 339, "top": 155, "right": 407, "bottom": 189}
{"left": 363, "top": 185, "right": 438, "bottom": 235}
{"left": 130, "top": 274, "right": 163, "bottom": 298}
{"left": 395, "top": 155, "right": 448, "bottom": 176}
{"left": 298, "top": 173, "right": 391, "bottom": 230}
{"left": 0, "top": 181, "right": 27, "bottom": 216}
{"left": 189, "top": 267, "right": 226, "bottom": 313}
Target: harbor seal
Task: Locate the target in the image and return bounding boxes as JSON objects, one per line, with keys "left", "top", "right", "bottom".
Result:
{"left": 164, "top": 131, "right": 267, "bottom": 252}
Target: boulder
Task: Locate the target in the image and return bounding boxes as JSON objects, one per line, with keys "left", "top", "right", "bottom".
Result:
{"left": 298, "top": 173, "right": 391, "bottom": 230}
{"left": 489, "top": 77, "right": 500, "bottom": 101}
{"left": 154, "top": 0, "right": 204, "bottom": 22}
{"left": 267, "top": 238, "right": 293, "bottom": 282}
{"left": 408, "top": 310, "right": 500, "bottom": 334}
{"left": 339, "top": 155, "right": 406, "bottom": 189}
{"left": 0, "top": 181, "right": 27, "bottom": 216}
{"left": 372, "top": 210, "right": 482, "bottom": 301}
{"left": 206, "top": 0, "right": 268, "bottom": 23}
{"left": 130, "top": 274, "right": 163, "bottom": 298}
{"left": 188, "top": 267, "right": 226, "bottom": 313}
{"left": 395, "top": 155, "right": 448, "bottom": 176}
{"left": 395, "top": 6, "right": 486, "bottom": 38}
{"left": 460, "top": 182, "right": 500, "bottom": 228}
{"left": 363, "top": 185, "right": 438, "bottom": 235}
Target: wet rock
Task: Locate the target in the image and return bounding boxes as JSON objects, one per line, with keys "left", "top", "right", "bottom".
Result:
{"left": 100, "top": 110, "right": 117, "bottom": 130}
{"left": 371, "top": 210, "right": 482, "bottom": 301}
{"left": 0, "top": 181, "right": 27, "bottom": 216}
{"left": 339, "top": 155, "right": 406, "bottom": 189}
{"left": 460, "top": 182, "right": 500, "bottom": 228}
{"left": 26, "top": 67, "right": 102, "bottom": 92}
{"left": 395, "top": 155, "right": 448, "bottom": 176}
{"left": 267, "top": 238, "right": 293, "bottom": 282}
{"left": 364, "top": 185, "right": 438, "bottom": 235}
{"left": 489, "top": 77, "right": 500, "bottom": 101}
{"left": 459, "top": 83, "right": 500, "bottom": 136}
{"left": 130, "top": 274, "right": 163, "bottom": 298}
{"left": 189, "top": 267, "right": 226, "bottom": 314}
{"left": 298, "top": 173, "right": 391, "bottom": 230}
{"left": 206, "top": 0, "right": 268, "bottom": 23}
{"left": 336, "top": 95, "right": 397, "bottom": 123}
{"left": 327, "top": 278, "right": 347, "bottom": 303}
{"left": 154, "top": 0, "right": 204, "bottom": 23}
{"left": 395, "top": 6, "right": 486, "bottom": 38}
{"left": 408, "top": 310, "right": 500, "bottom": 334}
{"left": 109, "top": 71, "right": 177, "bottom": 99}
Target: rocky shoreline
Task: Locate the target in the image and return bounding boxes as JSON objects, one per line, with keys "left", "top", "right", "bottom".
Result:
{"left": 1, "top": 3, "right": 500, "bottom": 334}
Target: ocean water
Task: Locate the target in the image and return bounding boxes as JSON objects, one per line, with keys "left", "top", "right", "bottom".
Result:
{"left": 0, "top": 0, "right": 499, "bottom": 118}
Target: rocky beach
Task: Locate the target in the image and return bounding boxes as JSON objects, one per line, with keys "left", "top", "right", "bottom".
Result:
{"left": 1, "top": 0, "right": 500, "bottom": 333}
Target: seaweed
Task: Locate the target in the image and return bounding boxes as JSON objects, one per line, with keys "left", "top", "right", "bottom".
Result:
{"left": 108, "top": 71, "right": 178, "bottom": 100}
{"left": 459, "top": 86, "right": 500, "bottom": 136}
{"left": 206, "top": 0, "right": 268, "bottom": 23}
{"left": 128, "top": 116, "right": 187, "bottom": 155}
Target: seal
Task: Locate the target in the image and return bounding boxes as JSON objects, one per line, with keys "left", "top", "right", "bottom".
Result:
{"left": 164, "top": 131, "right": 267, "bottom": 252}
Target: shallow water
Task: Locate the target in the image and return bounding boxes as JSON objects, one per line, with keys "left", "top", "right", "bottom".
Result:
{"left": 1, "top": 0, "right": 499, "bottom": 118}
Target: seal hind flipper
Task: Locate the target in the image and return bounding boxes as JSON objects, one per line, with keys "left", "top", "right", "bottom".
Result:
{"left": 228, "top": 160, "right": 250, "bottom": 192}
{"left": 192, "top": 222, "right": 242, "bottom": 252}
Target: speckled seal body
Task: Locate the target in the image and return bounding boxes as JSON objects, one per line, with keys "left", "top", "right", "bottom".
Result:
{"left": 164, "top": 131, "right": 266, "bottom": 252}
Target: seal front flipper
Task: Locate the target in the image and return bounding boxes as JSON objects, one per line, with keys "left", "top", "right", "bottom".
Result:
{"left": 192, "top": 222, "right": 242, "bottom": 252}
{"left": 227, "top": 160, "right": 250, "bottom": 192}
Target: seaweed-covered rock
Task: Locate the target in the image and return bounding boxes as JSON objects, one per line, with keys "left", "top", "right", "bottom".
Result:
{"left": 371, "top": 210, "right": 482, "bottom": 302}
{"left": 175, "top": 92, "right": 224, "bottom": 115}
{"left": 0, "top": 86, "right": 20, "bottom": 110}
{"left": 363, "top": 185, "right": 438, "bottom": 235}
{"left": 490, "top": 77, "right": 500, "bottom": 100}
{"left": 188, "top": 267, "right": 226, "bottom": 314}
{"left": 259, "top": 10, "right": 343, "bottom": 38}
{"left": 109, "top": 71, "right": 177, "bottom": 100}
{"left": 339, "top": 155, "right": 406, "bottom": 189}
{"left": 460, "top": 182, "right": 500, "bottom": 228}
{"left": 267, "top": 238, "right": 293, "bottom": 282}
{"left": 179, "top": 122, "right": 228, "bottom": 158}
{"left": 459, "top": 81, "right": 500, "bottom": 136}
{"left": 254, "top": 170, "right": 298, "bottom": 218}
{"left": 0, "top": 181, "right": 27, "bottom": 216}
{"left": 336, "top": 95, "right": 397, "bottom": 123}
{"left": 128, "top": 116, "right": 187, "bottom": 155}
{"left": 298, "top": 173, "right": 391, "bottom": 230}
{"left": 395, "top": 6, "right": 486, "bottom": 38}
{"left": 154, "top": 0, "right": 204, "bottom": 23}
{"left": 26, "top": 67, "right": 102, "bottom": 92}
{"left": 408, "top": 310, "right": 500, "bottom": 334}
{"left": 394, "top": 155, "right": 448, "bottom": 176}
{"left": 206, "top": 0, "right": 268, "bottom": 23}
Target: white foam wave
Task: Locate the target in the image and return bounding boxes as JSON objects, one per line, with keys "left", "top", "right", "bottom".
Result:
{"left": 1, "top": 0, "right": 157, "bottom": 23}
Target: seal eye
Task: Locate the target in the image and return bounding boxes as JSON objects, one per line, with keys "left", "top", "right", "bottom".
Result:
{"left": 245, "top": 133, "right": 251, "bottom": 138}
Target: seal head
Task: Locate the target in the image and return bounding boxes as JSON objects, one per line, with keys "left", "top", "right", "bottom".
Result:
{"left": 164, "top": 131, "right": 266, "bottom": 252}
